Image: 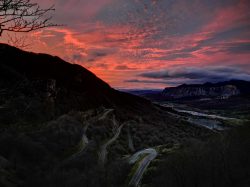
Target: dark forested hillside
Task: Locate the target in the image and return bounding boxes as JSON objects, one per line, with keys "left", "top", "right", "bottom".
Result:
{"left": 0, "top": 44, "right": 211, "bottom": 187}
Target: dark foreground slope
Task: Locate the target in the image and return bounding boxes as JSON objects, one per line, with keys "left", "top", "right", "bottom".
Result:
{"left": 0, "top": 43, "right": 153, "bottom": 121}
{"left": 146, "top": 124, "right": 250, "bottom": 187}
{"left": 0, "top": 44, "right": 211, "bottom": 187}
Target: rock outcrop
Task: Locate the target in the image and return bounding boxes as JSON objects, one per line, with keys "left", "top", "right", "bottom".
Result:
{"left": 162, "top": 82, "right": 243, "bottom": 99}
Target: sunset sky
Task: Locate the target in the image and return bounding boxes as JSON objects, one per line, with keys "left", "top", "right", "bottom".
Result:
{"left": 1, "top": 0, "right": 250, "bottom": 89}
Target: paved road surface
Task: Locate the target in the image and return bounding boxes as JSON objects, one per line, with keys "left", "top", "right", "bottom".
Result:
{"left": 98, "top": 123, "right": 124, "bottom": 165}
{"left": 129, "top": 148, "right": 157, "bottom": 187}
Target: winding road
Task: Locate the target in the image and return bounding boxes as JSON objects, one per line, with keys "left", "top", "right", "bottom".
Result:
{"left": 68, "top": 108, "right": 114, "bottom": 161}
{"left": 97, "top": 109, "right": 114, "bottom": 120}
{"left": 98, "top": 123, "right": 124, "bottom": 165}
{"left": 128, "top": 148, "right": 157, "bottom": 187}
{"left": 67, "top": 125, "right": 90, "bottom": 161}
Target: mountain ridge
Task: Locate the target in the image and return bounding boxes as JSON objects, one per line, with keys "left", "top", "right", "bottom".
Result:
{"left": 162, "top": 80, "right": 250, "bottom": 99}
{"left": 0, "top": 43, "right": 154, "bottom": 120}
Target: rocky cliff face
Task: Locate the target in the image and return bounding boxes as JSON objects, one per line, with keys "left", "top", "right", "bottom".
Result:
{"left": 162, "top": 84, "right": 241, "bottom": 99}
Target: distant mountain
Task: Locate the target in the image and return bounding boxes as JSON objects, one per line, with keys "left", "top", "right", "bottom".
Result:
{"left": 162, "top": 80, "right": 250, "bottom": 99}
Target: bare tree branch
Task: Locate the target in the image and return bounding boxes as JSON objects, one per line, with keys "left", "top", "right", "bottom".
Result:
{"left": 0, "top": 0, "right": 59, "bottom": 36}
{"left": 6, "top": 33, "right": 31, "bottom": 49}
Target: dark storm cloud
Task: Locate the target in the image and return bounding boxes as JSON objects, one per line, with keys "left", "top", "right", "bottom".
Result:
{"left": 139, "top": 66, "right": 250, "bottom": 83}
{"left": 125, "top": 79, "right": 170, "bottom": 84}
{"left": 84, "top": 48, "right": 116, "bottom": 62}
{"left": 115, "top": 65, "right": 137, "bottom": 70}
{"left": 205, "top": 25, "right": 250, "bottom": 44}
{"left": 159, "top": 53, "right": 195, "bottom": 61}
{"left": 196, "top": 25, "right": 250, "bottom": 49}
{"left": 88, "top": 48, "right": 116, "bottom": 57}
{"left": 125, "top": 79, "right": 190, "bottom": 86}
{"left": 72, "top": 54, "right": 84, "bottom": 61}
{"left": 92, "top": 52, "right": 108, "bottom": 57}
{"left": 223, "top": 42, "right": 250, "bottom": 54}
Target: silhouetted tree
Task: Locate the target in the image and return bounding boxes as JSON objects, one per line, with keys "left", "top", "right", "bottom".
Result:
{"left": 6, "top": 33, "right": 31, "bottom": 49}
{"left": 0, "top": 0, "right": 57, "bottom": 36}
